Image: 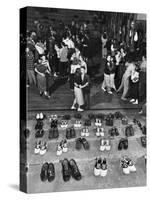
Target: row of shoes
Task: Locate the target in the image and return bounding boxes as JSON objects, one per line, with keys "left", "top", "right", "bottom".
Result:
{"left": 99, "top": 139, "right": 111, "bottom": 151}
{"left": 125, "top": 125, "right": 134, "bottom": 137}
{"left": 94, "top": 158, "right": 108, "bottom": 177}
{"left": 34, "top": 141, "right": 47, "bottom": 155}
{"left": 57, "top": 139, "right": 68, "bottom": 156}
{"left": 36, "top": 113, "right": 44, "bottom": 120}
{"left": 66, "top": 127, "right": 76, "bottom": 139}
{"left": 81, "top": 127, "right": 89, "bottom": 137}
{"left": 76, "top": 137, "right": 90, "bottom": 150}
{"left": 49, "top": 128, "right": 59, "bottom": 139}
{"left": 40, "top": 162, "right": 55, "bottom": 182}
{"left": 120, "top": 156, "right": 136, "bottom": 174}
{"left": 109, "top": 127, "right": 119, "bottom": 137}
{"left": 118, "top": 138, "right": 128, "bottom": 150}
{"left": 61, "top": 158, "right": 82, "bottom": 181}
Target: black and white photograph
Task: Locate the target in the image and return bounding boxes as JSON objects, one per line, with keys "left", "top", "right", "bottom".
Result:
{"left": 20, "top": 6, "right": 147, "bottom": 193}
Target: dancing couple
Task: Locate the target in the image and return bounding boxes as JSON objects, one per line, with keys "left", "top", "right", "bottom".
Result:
{"left": 71, "top": 66, "right": 90, "bottom": 111}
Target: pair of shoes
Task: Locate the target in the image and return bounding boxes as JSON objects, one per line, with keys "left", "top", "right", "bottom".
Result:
{"left": 99, "top": 139, "right": 111, "bottom": 151}
{"left": 118, "top": 138, "right": 128, "bottom": 150}
{"left": 74, "top": 120, "right": 82, "bottom": 128}
{"left": 66, "top": 127, "right": 76, "bottom": 139}
{"left": 63, "top": 114, "right": 71, "bottom": 120}
{"left": 35, "top": 129, "right": 45, "bottom": 138}
{"left": 109, "top": 127, "right": 119, "bottom": 137}
{"left": 76, "top": 137, "right": 90, "bottom": 150}
{"left": 141, "top": 136, "right": 146, "bottom": 148}
{"left": 95, "top": 127, "right": 104, "bottom": 137}
{"left": 94, "top": 158, "right": 108, "bottom": 177}
{"left": 36, "top": 113, "right": 44, "bottom": 120}
{"left": 49, "top": 114, "right": 58, "bottom": 121}
{"left": 120, "top": 156, "right": 136, "bottom": 175}
{"left": 35, "top": 120, "right": 44, "bottom": 130}
{"left": 81, "top": 127, "right": 89, "bottom": 137}
{"left": 51, "top": 119, "right": 58, "bottom": 128}
{"left": 34, "top": 141, "right": 47, "bottom": 155}
{"left": 40, "top": 162, "right": 55, "bottom": 182}
{"left": 60, "top": 120, "right": 68, "bottom": 128}
{"left": 95, "top": 118, "right": 102, "bottom": 126}
{"left": 74, "top": 113, "right": 82, "bottom": 119}
{"left": 61, "top": 158, "right": 82, "bottom": 181}
{"left": 125, "top": 125, "right": 134, "bottom": 137}
{"left": 57, "top": 139, "right": 68, "bottom": 155}
{"left": 49, "top": 128, "right": 59, "bottom": 139}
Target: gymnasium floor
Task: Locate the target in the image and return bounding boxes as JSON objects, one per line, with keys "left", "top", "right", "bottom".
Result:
{"left": 20, "top": 109, "right": 146, "bottom": 193}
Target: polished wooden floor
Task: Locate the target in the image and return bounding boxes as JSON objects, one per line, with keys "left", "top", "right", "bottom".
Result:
{"left": 27, "top": 77, "right": 140, "bottom": 111}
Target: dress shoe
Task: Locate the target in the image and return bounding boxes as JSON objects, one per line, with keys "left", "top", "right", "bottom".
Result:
{"left": 51, "top": 119, "right": 58, "bottom": 128}
{"left": 75, "top": 138, "right": 82, "bottom": 150}
{"left": 81, "top": 138, "right": 90, "bottom": 150}
{"left": 100, "top": 158, "right": 108, "bottom": 177}
{"left": 40, "top": 162, "right": 48, "bottom": 182}
{"left": 94, "top": 158, "right": 102, "bottom": 176}
{"left": 47, "top": 163, "right": 55, "bottom": 182}
{"left": 69, "top": 159, "right": 82, "bottom": 181}
{"left": 61, "top": 159, "right": 71, "bottom": 182}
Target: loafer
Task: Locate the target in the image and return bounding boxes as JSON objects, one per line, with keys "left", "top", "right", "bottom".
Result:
{"left": 61, "top": 158, "right": 71, "bottom": 182}
{"left": 75, "top": 138, "right": 82, "bottom": 150}
{"left": 40, "top": 162, "right": 49, "bottom": 182}
{"left": 47, "top": 163, "right": 55, "bottom": 182}
{"left": 81, "top": 138, "right": 90, "bottom": 150}
{"left": 69, "top": 159, "right": 82, "bottom": 181}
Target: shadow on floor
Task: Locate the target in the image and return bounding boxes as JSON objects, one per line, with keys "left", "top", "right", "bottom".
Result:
{"left": 9, "top": 184, "right": 19, "bottom": 191}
